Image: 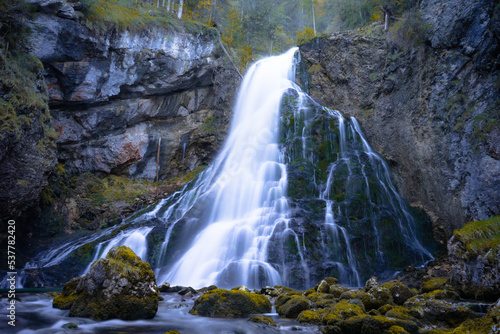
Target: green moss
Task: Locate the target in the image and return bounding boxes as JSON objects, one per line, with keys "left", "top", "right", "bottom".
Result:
{"left": 276, "top": 294, "right": 310, "bottom": 318}
{"left": 297, "top": 310, "right": 323, "bottom": 324}
{"left": 385, "top": 306, "right": 416, "bottom": 321}
{"left": 453, "top": 216, "right": 500, "bottom": 260}
{"left": 248, "top": 315, "right": 277, "bottom": 327}
{"left": 420, "top": 277, "right": 450, "bottom": 293}
{"left": 332, "top": 299, "right": 366, "bottom": 320}
{"left": 387, "top": 325, "right": 409, "bottom": 334}
{"left": 190, "top": 289, "right": 271, "bottom": 317}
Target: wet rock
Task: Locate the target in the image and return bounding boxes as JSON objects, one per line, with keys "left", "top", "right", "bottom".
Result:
{"left": 158, "top": 282, "right": 170, "bottom": 292}
{"left": 381, "top": 280, "right": 416, "bottom": 305}
{"left": 178, "top": 287, "right": 197, "bottom": 296}
{"left": 299, "top": 0, "right": 500, "bottom": 243}
{"left": 53, "top": 246, "right": 159, "bottom": 320}
{"left": 420, "top": 277, "right": 450, "bottom": 294}
{"left": 329, "top": 284, "right": 350, "bottom": 298}
{"left": 362, "top": 286, "right": 394, "bottom": 311}
{"left": 448, "top": 216, "right": 500, "bottom": 301}
{"left": 276, "top": 294, "right": 310, "bottom": 318}
{"left": 403, "top": 295, "right": 479, "bottom": 327}
{"left": 338, "top": 315, "right": 419, "bottom": 334}
{"left": 189, "top": 289, "right": 271, "bottom": 317}
{"left": 248, "top": 315, "right": 277, "bottom": 327}
{"left": 62, "top": 322, "right": 78, "bottom": 329}
{"left": 364, "top": 277, "right": 379, "bottom": 292}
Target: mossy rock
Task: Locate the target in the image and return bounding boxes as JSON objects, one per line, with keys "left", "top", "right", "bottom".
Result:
{"left": 53, "top": 246, "right": 158, "bottom": 320}
{"left": 329, "top": 284, "right": 350, "bottom": 298}
{"left": 420, "top": 277, "right": 450, "bottom": 293}
{"left": 421, "top": 289, "right": 459, "bottom": 300}
{"left": 381, "top": 280, "right": 415, "bottom": 305}
{"left": 164, "top": 331, "right": 181, "bottom": 334}
{"left": 337, "top": 315, "right": 419, "bottom": 334}
{"left": 306, "top": 291, "right": 336, "bottom": 308}
{"left": 62, "top": 322, "right": 78, "bottom": 329}
{"left": 332, "top": 299, "right": 366, "bottom": 320}
{"left": 248, "top": 315, "right": 277, "bottom": 327}
{"left": 189, "top": 289, "right": 271, "bottom": 317}
{"left": 403, "top": 295, "right": 479, "bottom": 327}
{"left": 362, "top": 286, "right": 394, "bottom": 310}
{"left": 387, "top": 325, "right": 409, "bottom": 334}
{"left": 450, "top": 302, "right": 500, "bottom": 334}
{"left": 314, "top": 277, "right": 339, "bottom": 290}
{"left": 297, "top": 309, "right": 324, "bottom": 324}
{"left": 276, "top": 294, "right": 310, "bottom": 318}
{"left": 385, "top": 305, "right": 417, "bottom": 322}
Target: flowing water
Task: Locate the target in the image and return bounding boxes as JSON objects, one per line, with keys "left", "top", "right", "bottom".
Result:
{"left": 3, "top": 47, "right": 434, "bottom": 291}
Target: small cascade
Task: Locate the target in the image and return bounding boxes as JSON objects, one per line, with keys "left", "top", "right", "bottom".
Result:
{"left": 4, "top": 48, "right": 435, "bottom": 290}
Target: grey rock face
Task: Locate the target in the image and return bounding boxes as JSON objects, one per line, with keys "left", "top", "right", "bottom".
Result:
{"left": 299, "top": 0, "right": 499, "bottom": 242}
{"left": 29, "top": 13, "right": 239, "bottom": 181}
{"left": 448, "top": 235, "right": 500, "bottom": 301}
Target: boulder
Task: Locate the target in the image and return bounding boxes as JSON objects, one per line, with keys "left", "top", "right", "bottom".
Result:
{"left": 249, "top": 315, "right": 277, "bottom": 327}
{"left": 276, "top": 294, "right": 311, "bottom": 318}
{"left": 189, "top": 289, "right": 271, "bottom": 317}
{"left": 448, "top": 216, "right": 500, "bottom": 301}
{"left": 362, "top": 286, "right": 393, "bottom": 310}
{"left": 403, "top": 295, "right": 479, "bottom": 327}
{"left": 53, "top": 246, "right": 159, "bottom": 320}
{"left": 381, "top": 280, "right": 416, "bottom": 305}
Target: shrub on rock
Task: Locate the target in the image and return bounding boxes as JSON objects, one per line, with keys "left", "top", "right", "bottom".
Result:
{"left": 189, "top": 288, "right": 271, "bottom": 317}
{"left": 53, "top": 246, "right": 159, "bottom": 320}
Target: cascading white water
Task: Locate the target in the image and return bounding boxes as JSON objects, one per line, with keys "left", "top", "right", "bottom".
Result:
{"left": 4, "top": 47, "right": 435, "bottom": 290}
{"left": 158, "top": 48, "right": 301, "bottom": 288}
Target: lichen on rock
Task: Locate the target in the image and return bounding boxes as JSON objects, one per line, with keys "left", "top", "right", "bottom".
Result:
{"left": 53, "top": 246, "right": 159, "bottom": 320}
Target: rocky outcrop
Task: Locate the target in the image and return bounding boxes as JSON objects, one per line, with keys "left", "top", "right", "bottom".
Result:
{"left": 299, "top": 0, "right": 499, "bottom": 242}
{"left": 448, "top": 216, "right": 500, "bottom": 301}
{"left": 53, "top": 246, "right": 159, "bottom": 320}
{"left": 28, "top": 5, "right": 238, "bottom": 182}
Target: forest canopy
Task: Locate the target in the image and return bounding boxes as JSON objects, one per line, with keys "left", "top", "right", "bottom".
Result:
{"left": 80, "top": 0, "right": 421, "bottom": 69}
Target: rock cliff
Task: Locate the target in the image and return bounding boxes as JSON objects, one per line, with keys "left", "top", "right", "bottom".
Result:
{"left": 29, "top": 9, "right": 237, "bottom": 181}
{"left": 1, "top": 1, "right": 239, "bottom": 224}
{"left": 299, "top": 0, "right": 499, "bottom": 242}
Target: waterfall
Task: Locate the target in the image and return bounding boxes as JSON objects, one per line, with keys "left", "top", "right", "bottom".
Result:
{"left": 5, "top": 48, "right": 434, "bottom": 290}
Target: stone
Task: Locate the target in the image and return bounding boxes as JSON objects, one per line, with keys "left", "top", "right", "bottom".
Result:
{"left": 381, "top": 280, "right": 416, "bottom": 305}
{"left": 364, "top": 277, "right": 379, "bottom": 292}
{"left": 248, "top": 315, "right": 277, "bottom": 327}
{"left": 158, "top": 282, "right": 171, "bottom": 292}
{"left": 53, "top": 246, "right": 159, "bottom": 320}
{"left": 62, "top": 322, "right": 78, "bottom": 329}
{"left": 276, "top": 294, "right": 311, "bottom": 319}
{"left": 189, "top": 289, "right": 271, "bottom": 317}
{"left": 362, "top": 286, "right": 394, "bottom": 311}
{"left": 448, "top": 216, "right": 500, "bottom": 301}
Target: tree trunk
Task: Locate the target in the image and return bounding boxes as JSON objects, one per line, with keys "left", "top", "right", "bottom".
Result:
{"left": 162, "top": 0, "right": 165, "bottom": 7}
{"left": 384, "top": 12, "right": 389, "bottom": 31}
{"left": 178, "top": 0, "right": 183, "bottom": 19}
{"left": 312, "top": 1, "right": 316, "bottom": 35}
{"left": 167, "top": 0, "right": 171, "bottom": 12}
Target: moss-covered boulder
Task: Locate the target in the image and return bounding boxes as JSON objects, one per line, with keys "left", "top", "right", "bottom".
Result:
{"left": 362, "top": 286, "right": 394, "bottom": 310}
{"left": 420, "top": 277, "right": 450, "bottom": 294}
{"left": 53, "top": 246, "right": 159, "bottom": 320}
{"left": 403, "top": 295, "right": 479, "bottom": 327}
{"left": 329, "top": 284, "right": 350, "bottom": 297}
{"left": 189, "top": 289, "right": 271, "bottom": 317}
{"left": 276, "top": 294, "right": 311, "bottom": 318}
{"left": 450, "top": 300, "right": 500, "bottom": 334}
{"left": 448, "top": 216, "right": 500, "bottom": 301}
{"left": 337, "top": 315, "right": 419, "bottom": 334}
{"left": 381, "top": 280, "right": 415, "bottom": 305}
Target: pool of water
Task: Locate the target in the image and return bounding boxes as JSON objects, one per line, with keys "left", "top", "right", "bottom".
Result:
{"left": 1, "top": 291, "right": 320, "bottom": 334}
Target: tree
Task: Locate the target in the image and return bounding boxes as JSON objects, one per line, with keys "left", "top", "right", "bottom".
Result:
{"left": 178, "top": 0, "right": 184, "bottom": 18}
